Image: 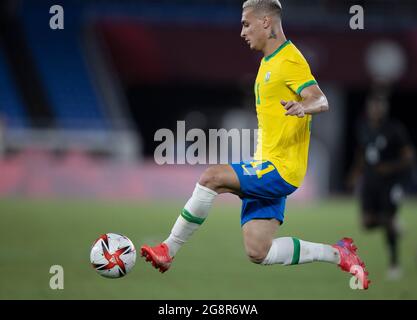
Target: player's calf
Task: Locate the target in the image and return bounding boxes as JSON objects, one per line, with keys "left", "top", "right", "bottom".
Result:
{"left": 245, "top": 244, "right": 270, "bottom": 264}
{"left": 141, "top": 165, "right": 241, "bottom": 272}
{"left": 243, "top": 219, "right": 278, "bottom": 264}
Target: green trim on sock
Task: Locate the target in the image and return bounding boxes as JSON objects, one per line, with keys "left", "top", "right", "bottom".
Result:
{"left": 291, "top": 238, "right": 301, "bottom": 265}
{"left": 181, "top": 209, "right": 206, "bottom": 225}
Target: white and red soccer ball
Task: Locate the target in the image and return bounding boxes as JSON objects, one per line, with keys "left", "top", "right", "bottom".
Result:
{"left": 90, "top": 233, "right": 136, "bottom": 278}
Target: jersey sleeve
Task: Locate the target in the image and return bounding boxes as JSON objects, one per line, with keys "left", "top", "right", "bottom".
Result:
{"left": 282, "top": 58, "right": 317, "bottom": 96}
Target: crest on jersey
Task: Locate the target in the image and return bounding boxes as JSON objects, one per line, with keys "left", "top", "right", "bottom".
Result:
{"left": 265, "top": 71, "right": 271, "bottom": 82}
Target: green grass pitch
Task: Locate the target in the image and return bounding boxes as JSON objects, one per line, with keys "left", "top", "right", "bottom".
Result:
{"left": 1, "top": 197, "right": 416, "bottom": 299}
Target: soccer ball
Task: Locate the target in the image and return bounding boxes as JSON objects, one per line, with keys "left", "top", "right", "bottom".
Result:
{"left": 90, "top": 233, "right": 137, "bottom": 278}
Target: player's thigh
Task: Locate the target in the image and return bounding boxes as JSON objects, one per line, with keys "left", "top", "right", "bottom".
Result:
{"left": 231, "top": 160, "right": 297, "bottom": 200}
{"left": 242, "top": 219, "right": 280, "bottom": 262}
{"left": 198, "top": 164, "right": 241, "bottom": 195}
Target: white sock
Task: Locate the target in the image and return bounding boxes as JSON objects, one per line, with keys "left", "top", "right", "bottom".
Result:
{"left": 163, "top": 183, "right": 217, "bottom": 257}
{"left": 261, "top": 237, "right": 340, "bottom": 265}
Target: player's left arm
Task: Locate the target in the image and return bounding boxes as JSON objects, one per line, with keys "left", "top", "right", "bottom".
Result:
{"left": 281, "top": 85, "right": 329, "bottom": 118}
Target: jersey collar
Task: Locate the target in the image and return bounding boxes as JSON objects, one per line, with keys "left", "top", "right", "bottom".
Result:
{"left": 264, "top": 40, "right": 291, "bottom": 62}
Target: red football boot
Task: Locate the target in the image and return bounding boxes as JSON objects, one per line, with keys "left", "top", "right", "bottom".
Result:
{"left": 333, "top": 237, "right": 371, "bottom": 289}
{"left": 141, "top": 243, "right": 173, "bottom": 273}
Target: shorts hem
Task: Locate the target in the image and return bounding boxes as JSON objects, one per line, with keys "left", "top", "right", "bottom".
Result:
{"left": 241, "top": 216, "right": 284, "bottom": 227}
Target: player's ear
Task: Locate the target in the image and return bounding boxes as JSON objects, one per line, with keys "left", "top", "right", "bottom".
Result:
{"left": 262, "top": 15, "right": 271, "bottom": 29}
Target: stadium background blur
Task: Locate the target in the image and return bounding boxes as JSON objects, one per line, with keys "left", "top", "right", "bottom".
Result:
{"left": 1, "top": 0, "right": 417, "bottom": 299}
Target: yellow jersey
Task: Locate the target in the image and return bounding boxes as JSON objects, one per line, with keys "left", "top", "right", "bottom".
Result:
{"left": 253, "top": 40, "right": 317, "bottom": 187}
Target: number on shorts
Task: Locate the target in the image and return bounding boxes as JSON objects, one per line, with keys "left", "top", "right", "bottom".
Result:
{"left": 242, "top": 160, "right": 275, "bottom": 179}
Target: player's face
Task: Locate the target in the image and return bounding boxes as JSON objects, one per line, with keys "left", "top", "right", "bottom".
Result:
{"left": 241, "top": 8, "right": 266, "bottom": 51}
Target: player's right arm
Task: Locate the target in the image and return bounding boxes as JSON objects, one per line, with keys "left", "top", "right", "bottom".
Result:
{"left": 279, "top": 54, "right": 328, "bottom": 118}
{"left": 281, "top": 84, "right": 329, "bottom": 117}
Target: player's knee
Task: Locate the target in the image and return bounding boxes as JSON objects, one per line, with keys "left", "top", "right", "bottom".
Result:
{"left": 246, "top": 249, "right": 268, "bottom": 264}
{"left": 199, "top": 166, "right": 223, "bottom": 192}
{"left": 245, "top": 245, "right": 269, "bottom": 264}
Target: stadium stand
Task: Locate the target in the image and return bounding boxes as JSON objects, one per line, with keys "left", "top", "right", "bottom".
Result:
{"left": 0, "top": 46, "right": 28, "bottom": 128}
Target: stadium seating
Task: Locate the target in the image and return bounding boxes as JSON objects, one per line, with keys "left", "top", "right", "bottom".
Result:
{"left": 21, "top": 3, "right": 109, "bottom": 129}
{"left": 0, "top": 46, "right": 29, "bottom": 128}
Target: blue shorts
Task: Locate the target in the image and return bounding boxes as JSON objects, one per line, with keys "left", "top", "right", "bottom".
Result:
{"left": 230, "top": 160, "right": 297, "bottom": 226}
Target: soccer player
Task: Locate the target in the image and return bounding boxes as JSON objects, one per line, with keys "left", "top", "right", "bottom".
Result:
{"left": 141, "top": 0, "right": 370, "bottom": 288}
{"left": 347, "top": 93, "right": 415, "bottom": 280}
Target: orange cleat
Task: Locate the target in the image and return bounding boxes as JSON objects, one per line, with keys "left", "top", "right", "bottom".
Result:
{"left": 140, "top": 243, "right": 173, "bottom": 273}
{"left": 333, "top": 237, "right": 371, "bottom": 289}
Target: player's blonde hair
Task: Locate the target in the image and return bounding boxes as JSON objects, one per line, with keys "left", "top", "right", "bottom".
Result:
{"left": 242, "top": 0, "right": 282, "bottom": 17}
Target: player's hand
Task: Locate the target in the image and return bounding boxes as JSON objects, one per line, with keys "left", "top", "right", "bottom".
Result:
{"left": 281, "top": 100, "right": 305, "bottom": 118}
